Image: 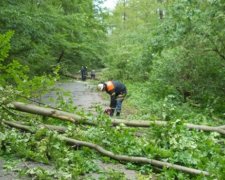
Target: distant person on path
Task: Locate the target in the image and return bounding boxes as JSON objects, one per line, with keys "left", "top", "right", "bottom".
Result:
{"left": 84, "top": 66, "right": 88, "bottom": 78}
{"left": 80, "top": 66, "right": 86, "bottom": 81}
{"left": 97, "top": 80, "right": 127, "bottom": 116}
{"left": 90, "top": 70, "right": 96, "bottom": 79}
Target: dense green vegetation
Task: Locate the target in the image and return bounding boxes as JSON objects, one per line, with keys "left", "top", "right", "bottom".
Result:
{"left": 0, "top": 0, "right": 224, "bottom": 179}
{"left": 0, "top": 0, "right": 107, "bottom": 75}
{"left": 105, "top": 0, "right": 225, "bottom": 112}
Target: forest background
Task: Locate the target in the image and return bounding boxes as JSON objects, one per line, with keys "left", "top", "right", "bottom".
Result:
{"left": 0, "top": 0, "right": 225, "bottom": 179}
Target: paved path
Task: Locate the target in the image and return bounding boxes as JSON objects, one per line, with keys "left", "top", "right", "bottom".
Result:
{"left": 0, "top": 159, "right": 17, "bottom": 180}
{"left": 41, "top": 80, "right": 108, "bottom": 111}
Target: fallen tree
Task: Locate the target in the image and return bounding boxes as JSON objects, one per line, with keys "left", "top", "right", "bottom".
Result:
{"left": 61, "top": 73, "right": 99, "bottom": 81}
{"left": 10, "top": 102, "right": 225, "bottom": 135}
{"left": 1, "top": 119, "right": 210, "bottom": 176}
{"left": 61, "top": 73, "right": 79, "bottom": 80}
{"left": 2, "top": 120, "right": 67, "bottom": 133}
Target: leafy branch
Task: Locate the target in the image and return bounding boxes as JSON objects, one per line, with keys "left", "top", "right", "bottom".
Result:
{"left": 2, "top": 119, "right": 209, "bottom": 176}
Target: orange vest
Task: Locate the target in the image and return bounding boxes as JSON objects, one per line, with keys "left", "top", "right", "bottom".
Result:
{"left": 106, "top": 81, "right": 115, "bottom": 91}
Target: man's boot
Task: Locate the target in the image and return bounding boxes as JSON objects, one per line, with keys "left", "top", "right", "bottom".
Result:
{"left": 116, "top": 112, "right": 120, "bottom": 116}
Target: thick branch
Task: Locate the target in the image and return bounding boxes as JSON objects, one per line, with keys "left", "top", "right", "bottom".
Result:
{"left": 10, "top": 102, "right": 225, "bottom": 135}
{"left": 62, "top": 136, "right": 209, "bottom": 176}
{"left": 61, "top": 73, "right": 79, "bottom": 80}
{"left": 185, "top": 123, "right": 225, "bottom": 135}
{"left": 218, "top": 125, "right": 225, "bottom": 129}
{"left": 213, "top": 48, "right": 225, "bottom": 61}
{"left": 2, "top": 120, "right": 209, "bottom": 176}
{"left": 2, "top": 120, "right": 67, "bottom": 133}
{"left": 11, "top": 102, "right": 95, "bottom": 125}
{"left": 57, "top": 50, "right": 64, "bottom": 64}
{"left": 2, "top": 120, "right": 32, "bottom": 132}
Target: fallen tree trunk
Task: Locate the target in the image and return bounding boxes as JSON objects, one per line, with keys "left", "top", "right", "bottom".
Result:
{"left": 61, "top": 73, "right": 79, "bottom": 80}
{"left": 2, "top": 120, "right": 67, "bottom": 133}
{"left": 184, "top": 124, "right": 225, "bottom": 135}
{"left": 11, "top": 102, "right": 95, "bottom": 125}
{"left": 61, "top": 73, "right": 99, "bottom": 81}
{"left": 62, "top": 137, "right": 209, "bottom": 176}
{"left": 218, "top": 125, "right": 225, "bottom": 129}
{"left": 10, "top": 102, "right": 225, "bottom": 135}
{"left": 2, "top": 120, "right": 209, "bottom": 176}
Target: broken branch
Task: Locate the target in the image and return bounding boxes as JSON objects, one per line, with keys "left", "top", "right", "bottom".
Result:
{"left": 2, "top": 120, "right": 210, "bottom": 176}
{"left": 10, "top": 102, "right": 225, "bottom": 135}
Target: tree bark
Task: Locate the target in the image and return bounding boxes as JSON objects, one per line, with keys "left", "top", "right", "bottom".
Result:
{"left": 2, "top": 120, "right": 209, "bottom": 176}
{"left": 2, "top": 120, "right": 67, "bottom": 133}
{"left": 10, "top": 102, "right": 225, "bottom": 135}
{"left": 218, "top": 125, "right": 225, "bottom": 129}
{"left": 11, "top": 102, "right": 95, "bottom": 125}
{"left": 62, "top": 136, "right": 209, "bottom": 176}
{"left": 57, "top": 50, "right": 64, "bottom": 64}
{"left": 61, "top": 73, "right": 79, "bottom": 80}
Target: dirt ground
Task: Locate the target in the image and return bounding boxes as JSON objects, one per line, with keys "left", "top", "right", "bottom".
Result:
{"left": 0, "top": 80, "right": 139, "bottom": 180}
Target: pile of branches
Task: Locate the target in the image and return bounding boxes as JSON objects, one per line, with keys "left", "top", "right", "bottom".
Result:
{"left": 2, "top": 102, "right": 225, "bottom": 176}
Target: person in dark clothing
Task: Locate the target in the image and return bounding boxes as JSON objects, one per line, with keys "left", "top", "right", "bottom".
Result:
{"left": 84, "top": 66, "right": 88, "bottom": 77}
{"left": 90, "top": 70, "right": 96, "bottom": 79}
{"left": 97, "top": 80, "right": 127, "bottom": 116}
{"left": 80, "top": 66, "right": 86, "bottom": 81}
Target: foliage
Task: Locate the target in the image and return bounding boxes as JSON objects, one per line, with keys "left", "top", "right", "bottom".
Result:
{"left": 103, "top": 0, "right": 160, "bottom": 80}
{"left": 0, "top": 0, "right": 225, "bottom": 179}
{"left": 148, "top": 0, "right": 225, "bottom": 110}
{"left": 1, "top": 101, "right": 225, "bottom": 179}
{"left": 0, "top": 0, "right": 107, "bottom": 75}
{"left": 104, "top": 0, "right": 225, "bottom": 112}
{"left": 0, "top": 32, "right": 59, "bottom": 100}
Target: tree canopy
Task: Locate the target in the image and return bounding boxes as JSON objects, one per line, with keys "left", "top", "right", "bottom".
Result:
{"left": 104, "top": 0, "right": 225, "bottom": 110}
{"left": 0, "top": 0, "right": 107, "bottom": 75}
